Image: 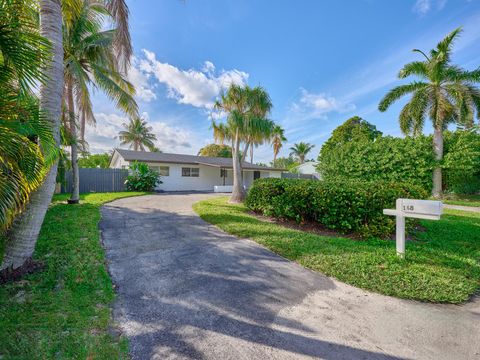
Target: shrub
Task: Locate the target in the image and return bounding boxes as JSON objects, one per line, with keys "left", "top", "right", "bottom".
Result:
{"left": 246, "top": 178, "right": 427, "bottom": 238}
{"left": 125, "top": 162, "right": 161, "bottom": 192}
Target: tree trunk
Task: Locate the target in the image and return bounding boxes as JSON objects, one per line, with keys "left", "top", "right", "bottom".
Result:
{"left": 230, "top": 129, "right": 245, "bottom": 203}
{"left": 1, "top": 0, "right": 63, "bottom": 271}
{"left": 432, "top": 127, "right": 443, "bottom": 198}
{"left": 68, "top": 82, "right": 80, "bottom": 204}
{"left": 273, "top": 149, "right": 277, "bottom": 166}
{"left": 250, "top": 145, "right": 253, "bottom": 163}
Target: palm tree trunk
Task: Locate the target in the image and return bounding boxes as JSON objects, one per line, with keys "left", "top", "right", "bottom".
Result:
{"left": 230, "top": 129, "right": 245, "bottom": 203}
{"left": 250, "top": 144, "right": 253, "bottom": 163}
{"left": 432, "top": 126, "right": 443, "bottom": 198}
{"left": 1, "top": 0, "right": 63, "bottom": 272}
{"left": 68, "top": 81, "right": 80, "bottom": 204}
{"left": 273, "top": 149, "right": 277, "bottom": 166}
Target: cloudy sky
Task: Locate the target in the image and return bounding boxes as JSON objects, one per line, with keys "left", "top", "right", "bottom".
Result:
{"left": 88, "top": 0, "right": 480, "bottom": 163}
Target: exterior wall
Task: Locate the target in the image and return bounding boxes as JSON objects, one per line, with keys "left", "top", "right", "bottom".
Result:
{"left": 295, "top": 162, "right": 318, "bottom": 175}
{"left": 146, "top": 163, "right": 232, "bottom": 192}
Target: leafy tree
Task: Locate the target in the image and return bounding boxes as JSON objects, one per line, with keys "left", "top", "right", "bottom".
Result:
{"left": 78, "top": 153, "right": 111, "bottom": 168}
{"left": 118, "top": 117, "right": 157, "bottom": 151}
{"left": 270, "top": 125, "right": 287, "bottom": 165}
{"left": 289, "top": 142, "right": 315, "bottom": 164}
{"left": 63, "top": 1, "right": 138, "bottom": 204}
{"left": 214, "top": 84, "right": 274, "bottom": 203}
{"left": 198, "top": 144, "right": 233, "bottom": 158}
{"left": 125, "top": 162, "right": 161, "bottom": 192}
{"left": 379, "top": 28, "right": 480, "bottom": 198}
{"left": 322, "top": 116, "right": 381, "bottom": 152}
{"left": 271, "top": 156, "right": 299, "bottom": 170}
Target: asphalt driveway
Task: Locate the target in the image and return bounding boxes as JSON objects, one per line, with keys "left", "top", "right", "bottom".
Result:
{"left": 100, "top": 193, "right": 480, "bottom": 360}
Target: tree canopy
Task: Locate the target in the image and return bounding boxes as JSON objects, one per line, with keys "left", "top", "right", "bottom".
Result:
{"left": 198, "top": 144, "right": 232, "bottom": 158}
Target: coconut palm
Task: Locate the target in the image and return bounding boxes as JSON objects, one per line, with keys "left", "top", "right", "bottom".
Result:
{"left": 118, "top": 117, "right": 158, "bottom": 151}
{"left": 1, "top": 0, "right": 64, "bottom": 273}
{"left": 289, "top": 142, "right": 314, "bottom": 164}
{"left": 271, "top": 125, "right": 287, "bottom": 165}
{"left": 378, "top": 27, "right": 480, "bottom": 197}
{"left": 214, "top": 84, "right": 273, "bottom": 202}
{"left": 63, "top": 0, "right": 138, "bottom": 203}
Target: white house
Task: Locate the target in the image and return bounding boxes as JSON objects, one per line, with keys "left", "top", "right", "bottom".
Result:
{"left": 109, "top": 149, "right": 284, "bottom": 192}
{"left": 293, "top": 161, "right": 321, "bottom": 179}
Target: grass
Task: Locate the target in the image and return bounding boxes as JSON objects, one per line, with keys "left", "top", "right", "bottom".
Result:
{"left": 442, "top": 194, "right": 480, "bottom": 207}
{"left": 0, "top": 191, "right": 148, "bottom": 359}
{"left": 193, "top": 197, "right": 480, "bottom": 303}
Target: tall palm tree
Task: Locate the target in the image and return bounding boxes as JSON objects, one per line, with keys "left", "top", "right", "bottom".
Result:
{"left": 214, "top": 84, "right": 273, "bottom": 203}
{"left": 379, "top": 28, "right": 480, "bottom": 197}
{"left": 290, "top": 142, "right": 314, "bottom": 164}
{"left": 211, "top": 121, "right": 230, "bottom": 145}
{"left": 118, "top": 117, "right": 158, "bottom": 151}
{"left": 1, "top": 0, "right": 64, "bottom": 272}
{"left": 63, "top": 0, "right": 138, "bottom": 203}
{"left": 271, "top": 125, "right": 287, "bottom": 166}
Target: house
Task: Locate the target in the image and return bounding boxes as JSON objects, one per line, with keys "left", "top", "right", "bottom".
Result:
{"left": 109, "top": 149, "right": 284, "bottom": 192}
{"left": 293, "top": 161, "right": 321, "bottom": 179}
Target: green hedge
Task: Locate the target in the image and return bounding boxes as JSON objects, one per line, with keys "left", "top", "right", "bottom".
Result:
{"left": 246, "top": 178, "right": 428, "bottom": 238}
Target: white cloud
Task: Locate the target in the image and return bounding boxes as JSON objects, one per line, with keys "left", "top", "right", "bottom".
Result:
{"left": 138, "top": 49, "right": 249, "bottom": 108}
{"left": 413, "top": 0, "right": 431, "bottom": 15}
{"left": 288, "top": 88, "right": 355, "bottom": 121}
{"left": 412, "top": 0, "right": 447, "bottom": 15}
{"left": 85, "top": 112, "right": 194, "bottom": 153}
{"left": 127, "top": 57, "right": 157, "bottom": 102}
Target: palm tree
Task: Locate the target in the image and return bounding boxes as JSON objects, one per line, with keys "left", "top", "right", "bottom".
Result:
{"left": 214, "top": 84, "right": 273, "bottom": 202}
{"left": 211, "top": 121, "right": 230, "bottom": 145}
{"left": 1, "top": 0, "right": 64, "bottom": 273}
{"left": 62, "top": 0, "right": 138, "bottom": 203}
{"left": 379, "top": 28, "right": 480, "bottom": 197}
{"left": 290, "top": 142, "right": 314, "bottom": 164}
{"left": 271, "top": 125, "right": 287, "bottom": 165}
{"left": 118, "top": 117, "right": 158, "bottom": 151}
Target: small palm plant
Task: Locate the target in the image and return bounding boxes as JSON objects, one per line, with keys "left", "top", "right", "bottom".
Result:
{"left": 378, "top": 27, "right": 480, "bottom": 197}
{"left": 118, "top": 117, "right": 158, "bottom": 151}
{"left": 289, "top": 142, "right": 314, "bottom": 164}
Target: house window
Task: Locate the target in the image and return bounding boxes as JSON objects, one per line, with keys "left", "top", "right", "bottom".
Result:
{"left": 149, "top": 166, "right": 160, "bottom": 173}
{"left": 220, "top": 169, "right": 228, "bottom": 178}
{"left": 159, "top": 166, "right": 169, "bottom": 176}
{"left": 254, "top": 171, "right": 261, "bottom": 180}
{"left": 182, "top": 167, "right": 200, "bottom": 177}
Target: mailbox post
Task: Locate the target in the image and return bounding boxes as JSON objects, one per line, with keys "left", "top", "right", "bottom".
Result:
{"left": 383, "top": 199, "right": 443, "bottom": 258}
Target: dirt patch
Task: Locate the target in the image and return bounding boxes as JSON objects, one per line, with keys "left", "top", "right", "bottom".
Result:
{"left": 0, "top": 258, "right": 45, "bottom": 285}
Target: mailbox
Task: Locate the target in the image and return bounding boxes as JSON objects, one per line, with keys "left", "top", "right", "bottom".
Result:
{"left": 383, "top": 199, "right": 443, "bottom": 257}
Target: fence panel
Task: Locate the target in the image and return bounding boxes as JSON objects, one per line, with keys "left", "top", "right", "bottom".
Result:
{"left": 61, "top": 168, "right": 129, "bottom": 193}
{"left": 281, "top": 172, "right": 320, "bottom": 180}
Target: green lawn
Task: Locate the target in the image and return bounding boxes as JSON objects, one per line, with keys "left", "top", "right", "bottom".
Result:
{"left": 193, "top": 197, "right": 480, "bottom": 303}
{"left": 0, "top": 192, "right": 148, "bottom": 359}
{"left": 442, "top": 194, "right": 480, "bottom": 207}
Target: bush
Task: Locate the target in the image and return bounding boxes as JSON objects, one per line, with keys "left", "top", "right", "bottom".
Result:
{"left": 246, "top": 178, "right": 427, "bottom": 238}
{"left": 125, "top": 162, "right": 161, "bottom": 192}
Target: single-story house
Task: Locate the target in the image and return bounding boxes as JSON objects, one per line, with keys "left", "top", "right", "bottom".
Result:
{"left": 109, "top": 148, "right": 285, "bottom": 192}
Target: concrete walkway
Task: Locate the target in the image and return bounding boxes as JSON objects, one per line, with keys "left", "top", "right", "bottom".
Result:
{"left": 444, "top": 204, "right": 480, "bottom": 213}
{"left": 100, "top": 193, "right": 480, "bottom": 360}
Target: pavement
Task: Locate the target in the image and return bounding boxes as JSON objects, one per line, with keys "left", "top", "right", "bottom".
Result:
{"left": 444, "top": 204, "right": 480, "bottom": 213}
{"left": 100, "top": 193, "right": 480, "bottom": 360}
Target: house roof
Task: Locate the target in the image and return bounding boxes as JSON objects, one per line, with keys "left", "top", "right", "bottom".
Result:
{"left": 113, "top": 149, "right": 285, "bottom": 171}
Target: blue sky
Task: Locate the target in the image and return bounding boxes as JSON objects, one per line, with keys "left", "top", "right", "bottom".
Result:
{"left": 87, "top": 0, "right": 480, "bottom": 163}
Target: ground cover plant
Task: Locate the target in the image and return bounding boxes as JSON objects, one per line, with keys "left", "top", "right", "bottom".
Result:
{"left": 194, "top": 197, "right": 480, "bottom": 303}
{"left": 245, "top": 178, "right": 427, "bottom": 238}
{"left": 0, "top": 192, "right": 147, "bottom": 359}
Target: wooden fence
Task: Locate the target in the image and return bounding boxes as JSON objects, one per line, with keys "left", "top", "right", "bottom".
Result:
{"left": 61, "top": 168, "right": 129, "bottom": 193}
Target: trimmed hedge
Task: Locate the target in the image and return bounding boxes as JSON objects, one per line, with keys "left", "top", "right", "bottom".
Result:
{"left": 246, "top": 178, "right": 428, "bottom": 238}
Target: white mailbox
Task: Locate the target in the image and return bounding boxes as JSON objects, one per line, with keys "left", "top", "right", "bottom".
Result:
{"left": 383, "top": 199, "right": 443, "bottom": 257}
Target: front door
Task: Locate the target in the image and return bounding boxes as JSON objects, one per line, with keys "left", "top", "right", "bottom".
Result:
{"left": 253, "top": 171, "right": 261, "bottom": 180}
